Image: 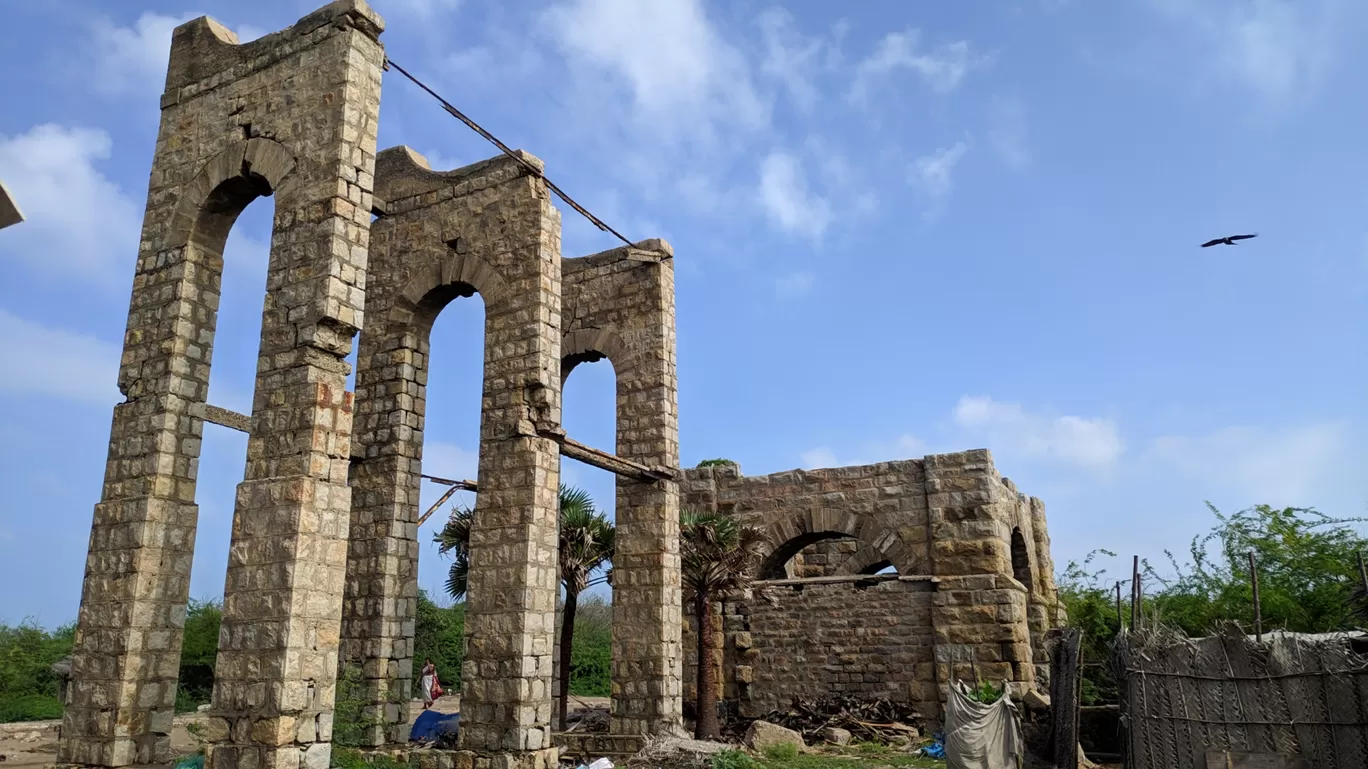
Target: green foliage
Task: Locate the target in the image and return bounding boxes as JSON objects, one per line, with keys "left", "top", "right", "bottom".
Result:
{"left": 568, "top": 595, "right": 612, "bottom": 697}
{"left": 1055, "top": 549, "right": 1123, "bottom": 704}
{"left": 0, "top": 620, "right": 74, "bottom": 722}
{"left": 176, "top": 599, "right": 222, "bottom": 713}
{"left": 413, "top": 591, "right": 465, "bottom": 692}
{"left": 331, "top": 664, "right": 393, "bottom": 748}
{"left": 1147, "top": 504, "right": 1368, "bottom": 636}
{"left": 1056, "top": 504, "right": 1368, "bottom": 705}
{"left": 712, "top": 749, "right": 762, "bottom": 769}
{"left": 763, "top": 743, "right": 801, "bottom": 762}
{"left": 696, "top": 459, "right": 737, "bottom": 468}
{"left": 963, "top": 679, "right": 1003, "bottom": 704}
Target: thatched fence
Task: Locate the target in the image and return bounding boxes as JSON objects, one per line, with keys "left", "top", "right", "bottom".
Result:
{"left": 1116, "top": 623, "right": 1368, "bottom": 769}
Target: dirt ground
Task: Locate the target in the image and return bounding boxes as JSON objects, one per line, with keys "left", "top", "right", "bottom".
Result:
{"left": 0, "top": 696, "right": 610, "bottom": 769}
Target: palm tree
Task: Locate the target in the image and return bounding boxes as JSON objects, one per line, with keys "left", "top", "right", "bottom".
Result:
{"left": 679, "top": 508, "right": 765, "bottom": 741}
{"left": 435, "top": 485, "right": 614, "bottom": 730}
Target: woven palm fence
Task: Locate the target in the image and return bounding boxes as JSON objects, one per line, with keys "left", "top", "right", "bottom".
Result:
{"left": 1116, "top": 623, "right": 1368, "bottom": 769}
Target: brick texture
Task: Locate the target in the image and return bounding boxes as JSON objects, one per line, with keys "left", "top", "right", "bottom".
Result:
{"left": 59, "top": 4, "right": 384, "bottom": 769}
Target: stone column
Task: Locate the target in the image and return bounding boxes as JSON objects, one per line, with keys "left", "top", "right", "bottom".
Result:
{"left": 924, "top": 451, "right": 1035, "bottom": 705}
{"left": 342, "top": 147, "right": 564, "bottom": 767}
{"left": 610, "top": 252, "right": 683, "bottom": 737}
{"left": 57, "top": 5, "right": 383, "bottom": 769}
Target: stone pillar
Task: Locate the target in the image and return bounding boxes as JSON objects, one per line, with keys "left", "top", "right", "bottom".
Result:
{"left": 57, "top": 5, "right": 383, "bottom": 769}
{"left": 342, "top": 146, "right": 564, "bottom": 766}
{"left": 560, "top": 242, "right": 684, "bottom": 738}
{"left": 924, "top": 451, "right": 1036, "bottom": 704}
{"left": 610, "top": 254, "right": 683, "bottom": 737}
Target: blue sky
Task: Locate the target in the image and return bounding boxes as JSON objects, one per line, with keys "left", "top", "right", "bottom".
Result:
{"left": 1, "top": 0, "right": 1364, "bottom": 626}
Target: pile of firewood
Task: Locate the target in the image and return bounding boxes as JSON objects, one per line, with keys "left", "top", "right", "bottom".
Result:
{"left": 750, "top": 696, "right": 924, "bottom": 745}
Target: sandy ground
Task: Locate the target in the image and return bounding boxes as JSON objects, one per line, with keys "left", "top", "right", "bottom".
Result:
{"left": 0, "top": 697, "right": 610, "bottom": 769}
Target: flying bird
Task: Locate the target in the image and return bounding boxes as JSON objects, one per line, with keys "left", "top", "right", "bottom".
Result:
{"left": 1200, "top": 233, "right": 1257, "bottom": 248}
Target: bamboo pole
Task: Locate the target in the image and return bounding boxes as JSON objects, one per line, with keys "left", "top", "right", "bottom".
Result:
{"left": 1130, "top": 555, "right": 1141, "bottom": 629}
{"left": 1248, "top": 550, "right": 1263, "bottom": 643}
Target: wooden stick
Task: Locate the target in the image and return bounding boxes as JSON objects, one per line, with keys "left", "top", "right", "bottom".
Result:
{"left": 1115, "top": 580, "right": 1123, "bottom": 634}
{"left": 415, "top": 483, "right": 462, "bottom": 529}
{"left": 1248, "top": 550, "right": 1263, "bottom": 643}
{"left": 1130, "top": 555, "right": 1141, "bottom": 629}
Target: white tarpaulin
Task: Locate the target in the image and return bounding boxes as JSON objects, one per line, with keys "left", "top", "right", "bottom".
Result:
{"left": 945, "top": 681, "right": 1024, "bottom": 769}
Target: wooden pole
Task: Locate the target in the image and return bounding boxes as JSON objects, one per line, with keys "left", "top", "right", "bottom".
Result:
{"left": 1248, "top": 550, "right": 1263, "bottom": 643}
{"left": 1114, "top": 580, "right": 1123, "bottom": 633}
{"left": 1130, "top": 555, "right": 1141, "bottom": 629}
{"left": 1050, "top": 627, "right": 1083, "bottom": 769}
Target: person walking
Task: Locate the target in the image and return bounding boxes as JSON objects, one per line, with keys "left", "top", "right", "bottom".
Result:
{"left": 420, "top": 658, "right": 438, "bottom": 710}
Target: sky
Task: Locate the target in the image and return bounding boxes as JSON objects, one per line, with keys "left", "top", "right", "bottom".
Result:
{"left": 1, "top": 0, "right": 1365, "bottom": 626}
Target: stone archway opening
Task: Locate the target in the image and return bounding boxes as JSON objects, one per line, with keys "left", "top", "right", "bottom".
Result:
{"left": 556, "top": 353, "right": 618, "bottom": 732}
{"left": 1011, "top": 527, "right": 1033, "bottom": 591}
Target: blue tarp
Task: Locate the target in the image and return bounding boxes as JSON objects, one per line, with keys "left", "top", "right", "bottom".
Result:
{"left": 410, "top": 710, "right": 460, "bottom": 743}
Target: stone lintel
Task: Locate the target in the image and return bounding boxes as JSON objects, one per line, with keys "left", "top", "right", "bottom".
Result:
{"left": 190, "top": 402, "right": 252, "bottom": 433}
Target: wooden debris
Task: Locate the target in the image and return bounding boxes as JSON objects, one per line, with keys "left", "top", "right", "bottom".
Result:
{"left": 742, "top": 696, "right": 924, "bottom": 746}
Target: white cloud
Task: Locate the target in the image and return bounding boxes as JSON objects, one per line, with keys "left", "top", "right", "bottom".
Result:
{"left": 987, "top": 96, "right": 1030, "bottom": 169}
{"left": 799, "top": 435, "right": 928, "bottom": 470}
{"left": 88, "top": 12, "right": 196, "bottom": 98}
{"left": 423, "top": 440, "right": 479, "bottom": 482}
{"left": 800, "top": 448, "right": 840, "bottom": 470}
{"left": 851, "top": 29, "right": 982, "bottom": 103}
{"left": 775, "top": 271, "right": 815, "bottom": 299}
{"left": 758, "top": 151, "right": 832, "bottom": 239}
{"left": 0, "top": 124, "right": 140, "bottom": 286}
{"left": 1146, "top": 0, "right": 1342, "bottom": 103}
{"left": 0, "top": 310, "right": 121, "bottom": 405}
{"left": 910, "top": 141, "right": 970, "bottom": 216}
{"left": 1145, "top": 424, "right": 1347, "bottom": 507}
{"left": 540, "top": 0, "right": 765, "bottom": 142}
{"left": 756, "top": 8, "right": 831, "bottom": 112}
{"left": 953, "top": 395, "right": 1125, "bottom": 472}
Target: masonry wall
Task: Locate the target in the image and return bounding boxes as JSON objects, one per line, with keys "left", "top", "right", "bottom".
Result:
{"left": 735, "top": 579, "right": 937, "bottom": 718}
{"left": 679, "top": 450, "right": 1061, "bottom": 725}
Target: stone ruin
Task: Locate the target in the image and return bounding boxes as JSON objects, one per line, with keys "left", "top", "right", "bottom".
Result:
{"left": 53, "top": 3, "right": 1064, "bottom": 769}
{"left": 678, "top": 458, "right": 1062, "bottom": 723}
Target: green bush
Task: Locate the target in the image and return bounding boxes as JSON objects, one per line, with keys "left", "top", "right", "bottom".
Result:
{"left": 413, "top": 591, "right": 465, "bottom": 693}
{"left": 0, "top": 620, "right": 74, "bottom": 723}
{"left": 711, "top": 749, "right": 761, "bottom": 769}
{"left": 568, "top": 595, "right": 611, "bottom": 697}
{"left": 762, "top": 743, "right": 800, "bottom": 761}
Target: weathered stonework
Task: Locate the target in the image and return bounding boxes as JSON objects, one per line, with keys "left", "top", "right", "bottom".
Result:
{"left": 562, "top": 244, "right": 684, "bottom": 737}
{"left": 680, "top": 451, "right": 1063, "bottom": 724}
{"left": 58, "top": 4, "right": 384, "bottom": 769}
{"left": 341, "top": 146, "right": 566, "bottom": 757}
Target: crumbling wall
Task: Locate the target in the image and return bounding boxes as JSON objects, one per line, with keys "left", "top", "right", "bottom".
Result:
{"left": 679, "top": 450, "right": 1059, "bottom": 724}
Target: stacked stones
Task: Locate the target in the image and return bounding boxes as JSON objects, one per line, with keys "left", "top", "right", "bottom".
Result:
{"left": 59, "top": 3, "right": 383, "bottom": 769}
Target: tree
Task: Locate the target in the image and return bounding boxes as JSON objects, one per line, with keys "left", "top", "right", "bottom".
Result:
{"left": 679, "top": 508, "right": 765, "bottom": 740}
{"left": 1148, "top": 504, "right": 1368, "bottom": 636}
{"left": 435, "top": 484, "right": 614, "bottom": 730}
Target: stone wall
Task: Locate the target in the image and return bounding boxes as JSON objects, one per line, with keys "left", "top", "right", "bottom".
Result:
{"left": 722, "top": 578, "right": 938, "bottom": 719}
{"left": 679, "top": 450, "right": 1063, "bottom": 724}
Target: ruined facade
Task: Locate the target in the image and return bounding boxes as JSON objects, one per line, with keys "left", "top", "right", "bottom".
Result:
{"left": 56, "top": 3, "right": 1062, "bottom": 769}
{"left": 59, "top": 4, "right": 679, "bottom": 769}
{"left": 679, "top": 453, "right": 1062, "bottom": 723}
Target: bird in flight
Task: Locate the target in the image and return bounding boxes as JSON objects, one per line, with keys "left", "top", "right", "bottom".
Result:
{"left": 1200, "top": 233, "right": 1257, "bottom": 248}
